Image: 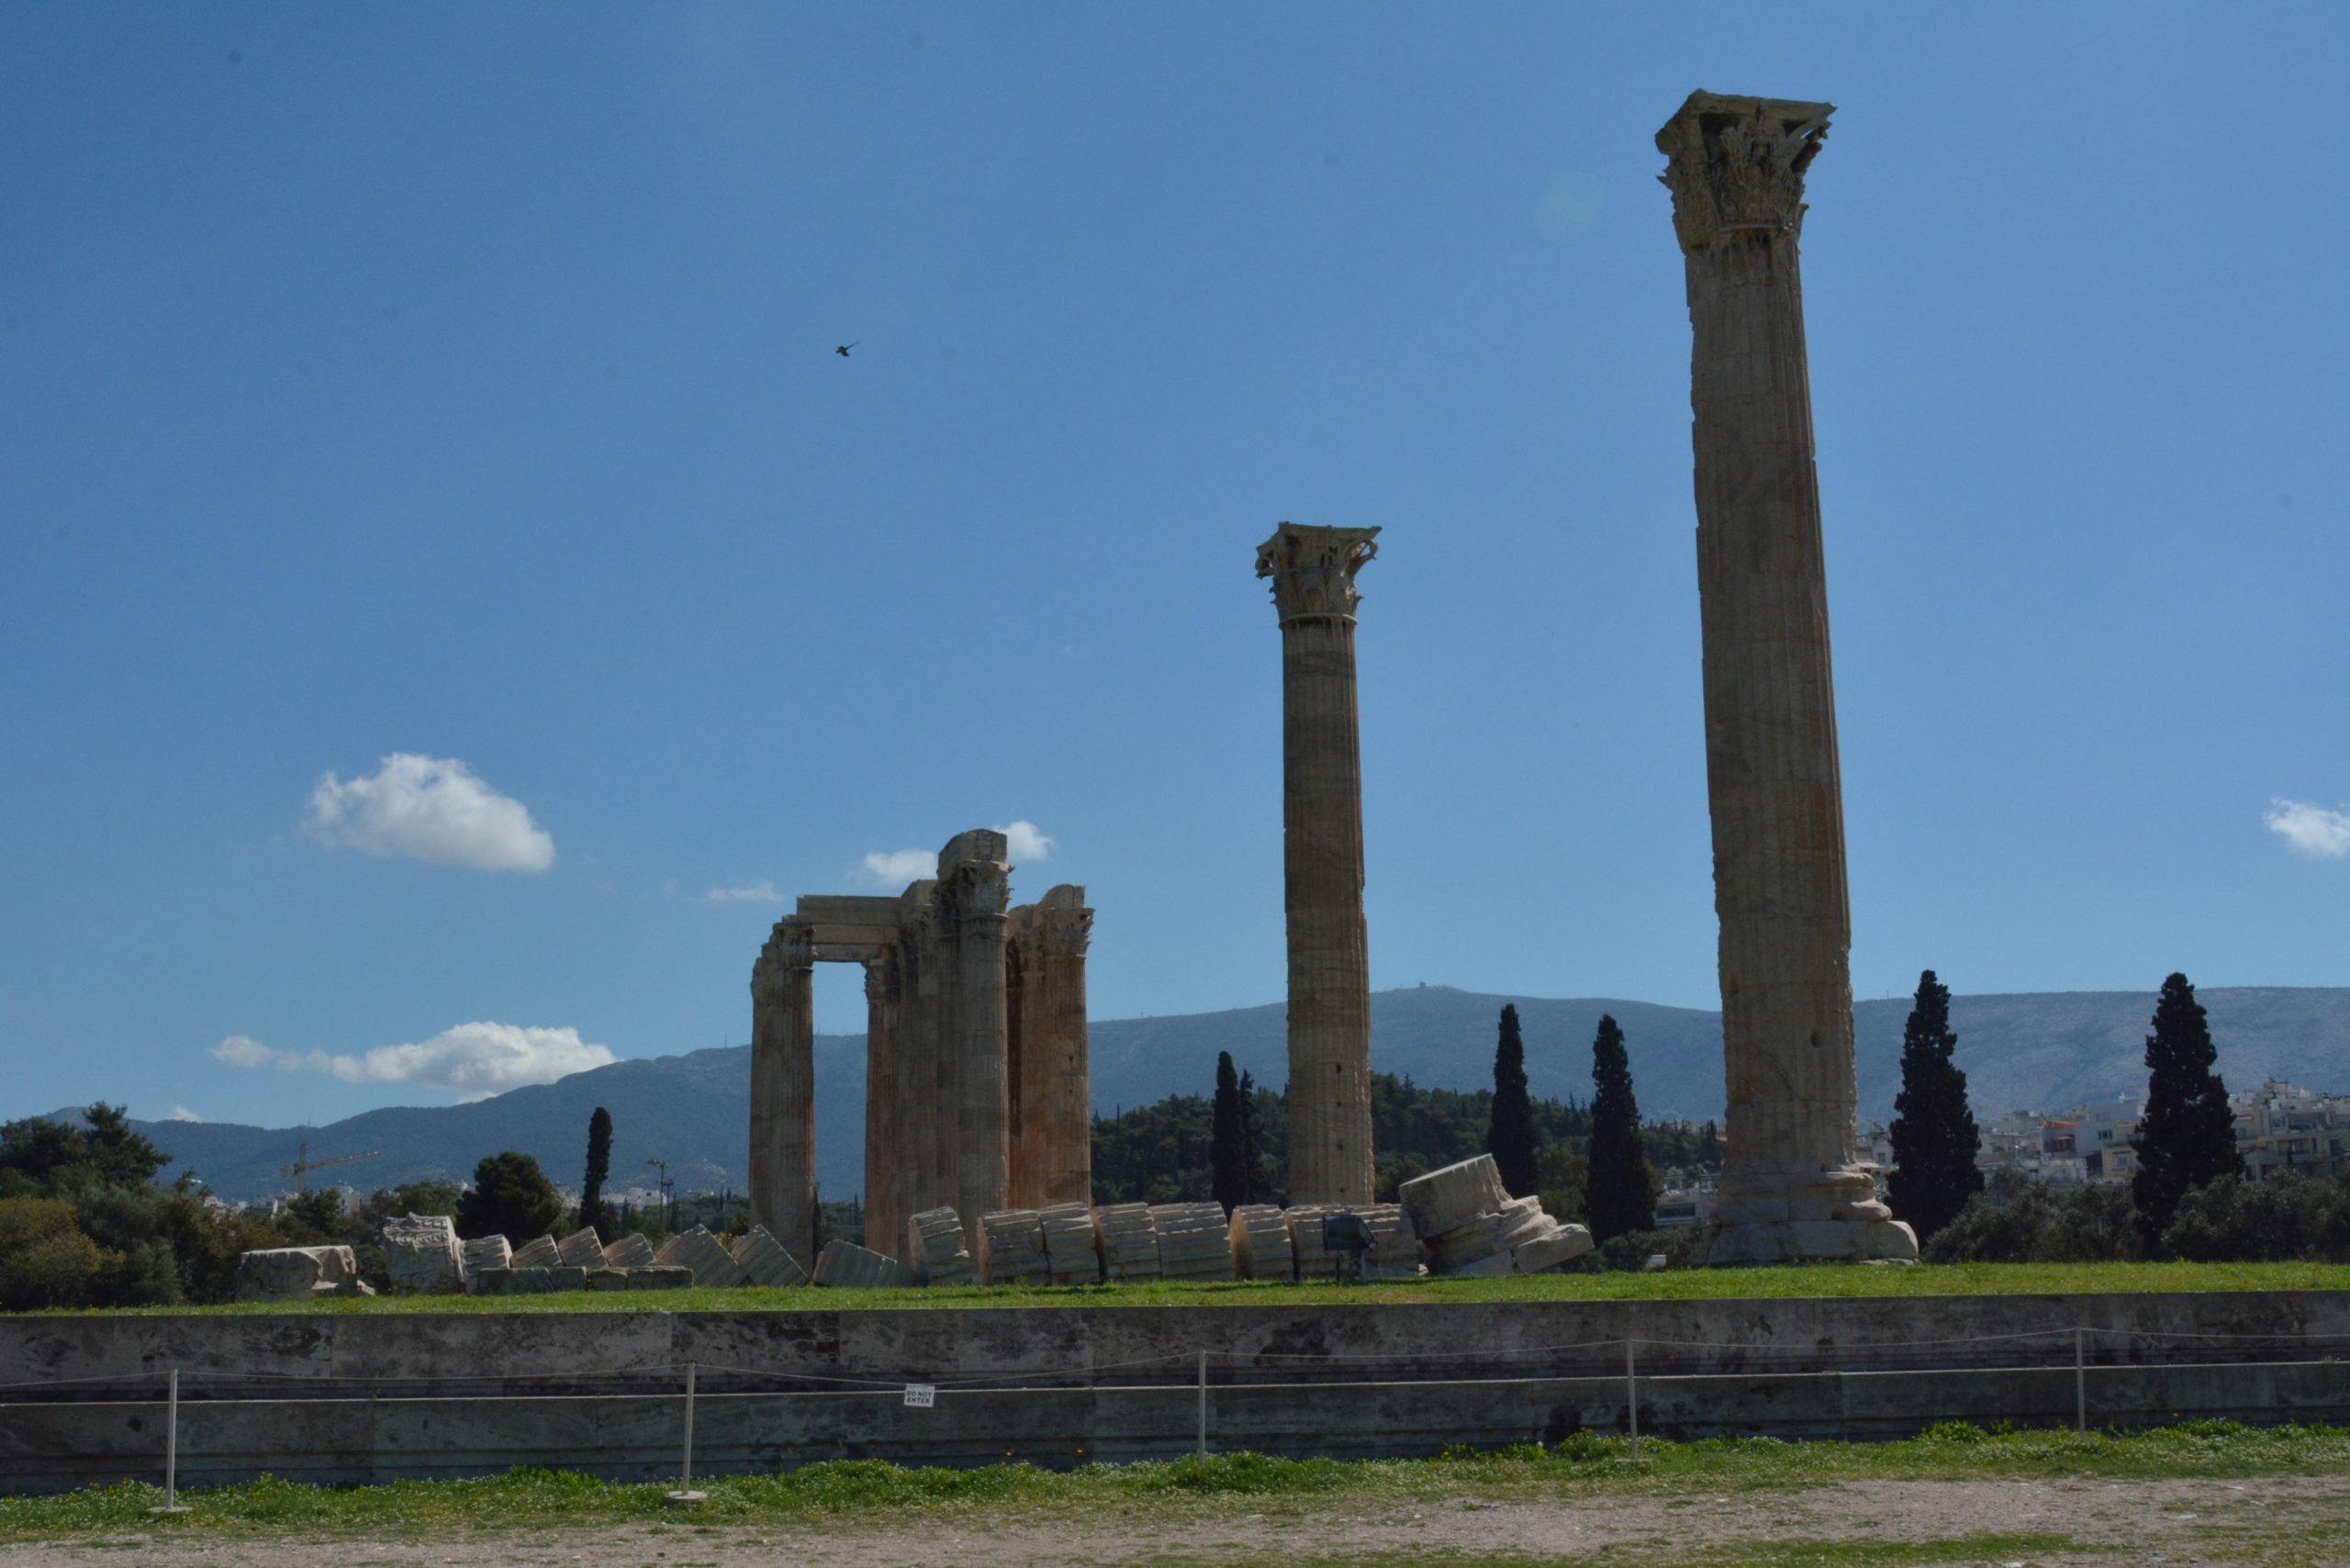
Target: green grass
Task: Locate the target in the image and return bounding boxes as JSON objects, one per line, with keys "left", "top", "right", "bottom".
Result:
{"left": 3, "top": 1422, "right": 2343, "bottom": 1541}
{"left": 19, "top": 1259, "right": 2349, "bottom": 1316}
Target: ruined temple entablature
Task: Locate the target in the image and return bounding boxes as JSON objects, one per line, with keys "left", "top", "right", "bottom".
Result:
{"left": 745, "top": 834, "right": 1094, "bottom": 1267}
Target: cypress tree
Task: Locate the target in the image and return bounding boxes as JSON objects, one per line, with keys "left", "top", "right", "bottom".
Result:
{"left": 1583, "top": 1014, "right": 1655, "bottom": 1241}
{"left": 1237, "top": 1069, "right": 1270, "bottom": 1204}
{"left": 579, "top": 1106, "right": 613, "bottom": 1241}
{"left": 1886, "top": 969, "right": 1983, "bottom": 1243}
{"left": 1485, "top": 1004, "right": 1541, "bottom": 1198}
{"left": 1210, "top": 1051, "right": 1247, "bottom": 1213}
{"left": 2131, "top": 972, "right": 2242, "bottom": 1249}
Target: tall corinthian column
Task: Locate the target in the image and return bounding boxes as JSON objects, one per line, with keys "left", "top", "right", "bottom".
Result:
{"left": 1032, "top": 885, "right": 1095, "bottom": 1207}
{"left": 862, "top": 946, "right": 902, "bottom": 1260}
{"left": 936, "top": 830, "right": 1012, "bottom": 1231}
{"left": 1257, "top": 522, "right": 1381, "bottom": 1207}
{"left": 1656, "top": 91, "right": 1914, "bottom": 1264}
{"left": 748, "top": 920, "right": 817, "bottom": 1265}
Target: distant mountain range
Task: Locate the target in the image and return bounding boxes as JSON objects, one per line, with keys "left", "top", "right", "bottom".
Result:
{"left": 59, "top": 984, "right": 2350, "bottom": 1204}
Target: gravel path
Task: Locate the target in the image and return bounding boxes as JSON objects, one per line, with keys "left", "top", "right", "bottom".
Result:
{"left": 5, "top": 1475, "right": 2339, "bottom": 1566}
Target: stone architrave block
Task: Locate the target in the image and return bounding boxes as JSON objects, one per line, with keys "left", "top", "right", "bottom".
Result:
{"left": 1094, "top": 1203, "right": 1159, "bottom": 1282}
{"left": 590, "top": 1269, "right": 634, "bottom": 1291}
{"left": 1039, "top": 1203, "right": 1101, "bottom": 1286}
{"left": 1422, "top": 1195, "right": 1550, "bottom": 1271}
{"left": 1449, "top": 1222, "right": 1595, "bottom": 1278}
{"left": 628, "top": 1265, "right": 694, "bottom": 1289}
{"left": 654, "top": 1226, "right": 745, "bottom": 1289}
{"left": 232, "top": 1246, "right": 370, "bottom": 1302}
{"left": 730, "top": 1226, "right": 811, "bottom": 1288}
{"left": 907, "top": 1207, "right": 976, "bottom": 1286}
{"left": 543, "top": 1265, "right": 591, "bottom": 1292}
{"left": 1229, "top": 1204, "right": 1292, "bottom": 1281}
{"left": 601, "top": 1233, "right": 658, "bottom": 1271}
{"left": 459, "top": 1235, "right": 511, "bottom": 1279}
{"left": 379, "top": 1214, "right": 464, "bottom": 1294}
{"left": 814, "top": 1238, "right": 916, "bottom": 1288}
{"left": 1398, "top": 1156, "right": 1510, "bottom": 1242}
{"left": 1150, "top": 1203, "right": 1235, "bottom": 1280}
{"left": 979, "top": 1209, "right": 1048, "bottom": 1286}
{"left": 509, "top": 1235, "right": 563, "bottom": 1270}
{"left": 555, "top": 1228, "right": 606, "bottom": 1270}
{"left": 1355, "top": 1204, "right": 1423, "bottom": 1280}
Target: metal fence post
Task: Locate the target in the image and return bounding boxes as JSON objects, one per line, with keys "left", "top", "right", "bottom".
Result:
{"left": 148, "top": 1367, "right": 190, "bottom": 1516}
{"left": 1195, "top": 1350, "right": 1208, "bottom": 1458}
{"left": 666, "top": 1361, "right": 706, "bottom": 1505}
{"left": 1624, "top": 1339, "right": 1640, "bottom": 1462}
{"left": 2075, "top": 1327, "right": 2087, "bottom": 1436}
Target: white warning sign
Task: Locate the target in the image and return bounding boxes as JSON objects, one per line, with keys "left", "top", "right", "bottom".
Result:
{"left": 903, "top": 1383, "right": 936, "bottom": 1408}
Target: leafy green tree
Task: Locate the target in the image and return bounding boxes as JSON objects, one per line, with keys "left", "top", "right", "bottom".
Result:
{"left": 579, "top": 1107, "right": 614, "bottom": 1240}
{"left": 1887, "top": 969, "right": 1983, "bottom": 1243}
{"left": 1485, "top": 1005, "right": 1541, "bottom": 1199}
{"left": 1924, "top": 1168, "right": 2143, "bottom": 1263}
{"left": 1583, "top": 1014, "right": 1654, "bottom": 1242}
{"left": 1210, "top": 1052, "right": 1248, "bottom": 1213}
{"left": 2130, "top": 972, "right": 2242, "bottom": 1249}
{"left": 2162, "top": 1170, "right": 2350, "bottom": 1262}
{"left": 0, "top": 1103, "right": 167, "bottom": 1195}
{"left": 0, "top": 1197, "right": 114, "bottom": 1310}
{"left": 455, "top": 1151, "right": 564, "bottom": 1241}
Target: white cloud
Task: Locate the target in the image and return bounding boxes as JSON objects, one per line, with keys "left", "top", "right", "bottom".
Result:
{"left": 861, "top": 848, "right": 934, "bottom": 886}
{"left": 164, "top": 1106, "right": 203, "bottom": 1123}
{"left": 2266, "top": 798, "right": 2350, "bottom": 859}
{"left": 995, "top": 820, "right": 1054, "bottom": 865}
{"left": 705, "top": 880, "right": 785, "bottom": 904}
{"left": 214, "top": 1033, "right": 274, "bottom": 1069}
{"left": 212, "top": 1024, "right": 614, "bottom": 1102}
{"left": 304, "top": 753, "right": 555, "bottom": 872}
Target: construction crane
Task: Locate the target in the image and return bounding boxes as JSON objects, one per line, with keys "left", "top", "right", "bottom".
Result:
{"left": 280, "top": 1141, "right": 380, "bottom": 1194}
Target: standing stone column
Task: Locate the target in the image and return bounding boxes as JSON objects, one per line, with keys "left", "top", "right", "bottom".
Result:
{"left": 1257, "top": 522, "right": 1381, "bottom": 1207}
{"left": 935, "top": 831, "right": 1012, "bottom": 1230}
{"left": 895, "top": 882, "right": 942, "bottom": 1223}
{"left": 748, "top": 921, "right": 817, "bottom": 1264}
{"left": 862, "top": 946, "right": 902, "bottom": 1260}
{"left": 1656, "top": 91, "right": 1914, "bottom": 1264}
{"left": 1032, "top": 885, "right": 1096, "bottom": 1207}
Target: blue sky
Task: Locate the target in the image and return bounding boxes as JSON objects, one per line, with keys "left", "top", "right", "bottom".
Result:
{"left": 3, "top": 4, "right": 2344, "bottom": 1131}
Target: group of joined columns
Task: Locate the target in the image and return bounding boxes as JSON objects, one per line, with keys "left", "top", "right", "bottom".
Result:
{"left": 748, "top": 830, "right": 1093, "bottom": 1267}
{"left": 1253, "top": 92, "right": 1916, "bottom": 1260}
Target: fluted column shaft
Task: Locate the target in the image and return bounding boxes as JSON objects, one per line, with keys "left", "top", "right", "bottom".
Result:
{"left": 748, "top": 924, "right": 816, "bottom": 1263}
{"left": 862, "top": 949, "right": 901, "bottom": 1259}
{"left": 1258, "top": 523, "right": 1381, "bottom": 1207}
{"left": 1035, "top": 900, "right": 1095, "bottom": 1206}
{"left": 936, "top": 832, "right": 1012, "bottom": 1231}
{"left": 1658, "top": 94, "right": 1908, "bottom": 1261}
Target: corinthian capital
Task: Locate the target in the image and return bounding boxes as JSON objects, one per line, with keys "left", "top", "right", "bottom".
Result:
{"left": 753, "top": 921, "right": 813, "bottom": 1000}
{"left": 1256, "top": 522, "right": 1381, "bottom": 626}
{"left": 1656, "top": 91, "right": 1832, "bottom": 252}
{"left": 936, "top": 831, "right": 1010, "bottom": 922}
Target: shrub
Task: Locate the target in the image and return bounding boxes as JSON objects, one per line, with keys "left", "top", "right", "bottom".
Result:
{"left": 2161, "top": 1170, "right": 2350, "bottom": 1262}
{"left": 0, "top": 1196, "right": 118, "bottom": 1310}
{"left": 1923, "top": 1169, "right": 2142, "bottom": 1264}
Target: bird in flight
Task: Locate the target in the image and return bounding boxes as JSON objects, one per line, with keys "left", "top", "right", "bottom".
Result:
{"left": 835, "top": 342, "right": 858, "bottom": 358}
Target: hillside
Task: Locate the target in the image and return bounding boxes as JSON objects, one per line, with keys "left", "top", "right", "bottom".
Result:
{"left": 74, "top": 984, "right": 2350, "bottom": 1204}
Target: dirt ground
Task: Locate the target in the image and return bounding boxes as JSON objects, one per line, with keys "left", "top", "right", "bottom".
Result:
{"left": 4, "top": 1475, "right": 2340, "bottom": 1566}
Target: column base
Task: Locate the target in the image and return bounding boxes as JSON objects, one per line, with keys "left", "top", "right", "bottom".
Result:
{"left": 1701, "top": 1162, "right": 1919, "bottom": 1265}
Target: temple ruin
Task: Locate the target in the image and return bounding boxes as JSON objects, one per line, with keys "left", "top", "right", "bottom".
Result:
{"left": 747, "top": 829, "right": 1094, "bottom": 1266}
{"left": 1257, "top": 521, "right": 1382, "bottom": 1206}
{"left": 1656, "top": 90, "right": 1917, "bottom": 1263}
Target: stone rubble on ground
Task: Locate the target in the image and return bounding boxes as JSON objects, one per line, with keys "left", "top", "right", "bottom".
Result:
{"left": 458, "top": 1234, "right": 511, "bottom": 1280}
{"left": 379, "top": 1213, "right": 464, "bottom": 1294}
{"left": 1038, "top": 1201, "right": 1102, "bottom": 1285}
{"left": 466, "top": 1265, "right": 589, "bottom": 1295}
{"left": 1353, "top": 1203, "right": 1424, "bottom": 1280}
{"left": 232, "top": 1245, "right": 375, "bottom": 1302}
{"left": 1150, "top": 1202, "right": 1235, "bottom": 1281}
{"left": 1399, "top": 1154, "right": 1593, "bottom": 1276}
{"left": 1228, "top": 1204, "right": 1293, "bottom": 1281}
{"left": 600, "top": 1232, "right": 658, "bottom": 1271}
{"left": 654, "top": 1226, "right": 744, "bottom": 1288}
{"left": 979, "top": 1208, "right": 1049, "bottom": 1286}
{"left": 509, "top": 1235, "right": 563, "bottom": 1271}
{"left": 729, "top": 1224, "right": 811, "bottom": 1287}
{"left": 1094, "top": 1202, "right": 1160, "bottom": 1282}
{"left": 906, "top": 1206, "right": 976, "bottom": 1286}
{"left": 813, "top": 1238, "right": 916, "bottom": 1288}
{"left": 554, "top": 1227, "right": 607, "bottom": 1270}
